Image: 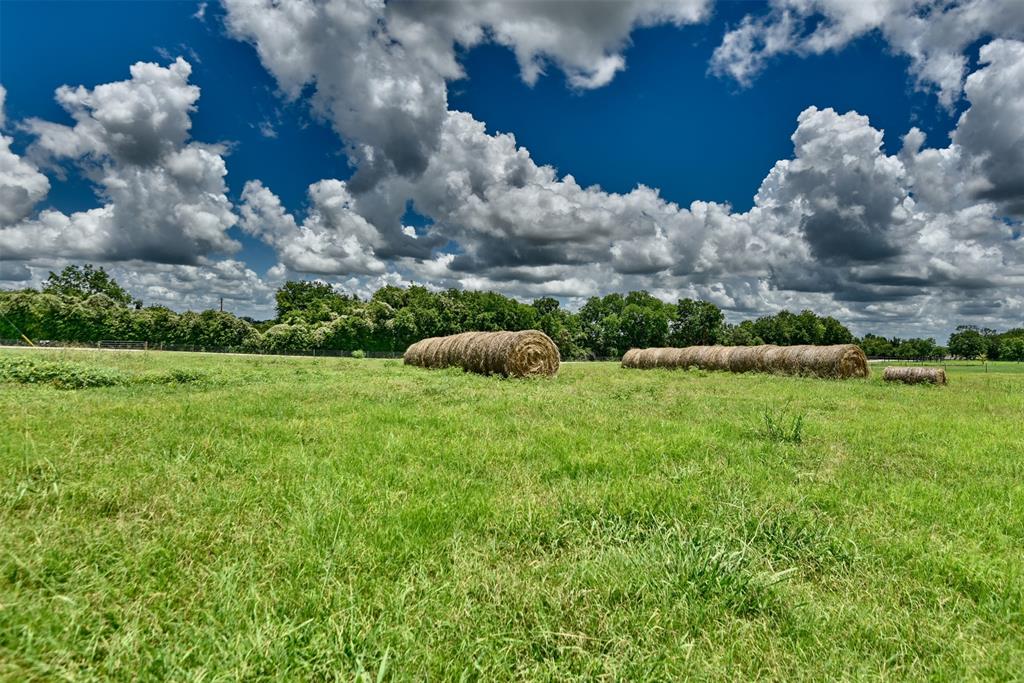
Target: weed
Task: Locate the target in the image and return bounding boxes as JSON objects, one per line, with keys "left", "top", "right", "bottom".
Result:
{"left": 148, "top": 368, "right": 209, "bottom": 385}
{"left": 0, "top": 356, "right": 128, "bottom": 389}
{"left": 759, "top": 402, "right": 806, "bottom": 443}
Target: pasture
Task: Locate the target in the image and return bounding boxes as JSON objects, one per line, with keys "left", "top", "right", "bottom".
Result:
{"left": 1, "top": 349, "right": 1023, "bottom": 679}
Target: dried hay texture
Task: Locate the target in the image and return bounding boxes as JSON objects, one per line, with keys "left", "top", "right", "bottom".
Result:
{"left": 403, "top": 330, "right": 560, "bottom": 377}
{"left": 883, "top": 366, "right": 947, "bottom": 385}
{"left": 622, "top": 344, "right": 869, "bottom": 379}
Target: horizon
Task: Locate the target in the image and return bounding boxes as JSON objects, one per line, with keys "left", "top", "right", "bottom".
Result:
{"left": 1, "top": 0, "right": 1022, "bottom": 341}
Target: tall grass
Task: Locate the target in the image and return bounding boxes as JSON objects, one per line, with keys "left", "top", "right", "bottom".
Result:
{"left": 1, "top": 349, "right": 1022, "bottom": 679}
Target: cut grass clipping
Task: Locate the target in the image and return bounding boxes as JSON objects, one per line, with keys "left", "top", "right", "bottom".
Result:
{"left": 883, "top": 366, "right": 948, "bottom": 385}
{"left": 404, "top": 330, "right": 560, "bottom": 377}
{"left": 0, "top": 356, "right": 209, "bottom": 389}
{"left": 622, "top": 344, "right": 869, "bottom": 379}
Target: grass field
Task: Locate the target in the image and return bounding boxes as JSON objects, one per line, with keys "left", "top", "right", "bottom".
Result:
{"left": 2, "top": 349, "right": 1023, "bottom": 680}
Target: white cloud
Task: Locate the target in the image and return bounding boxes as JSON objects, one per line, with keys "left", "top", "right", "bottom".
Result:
{"left": 710, "top": 0, "right": 1024, "bottom": 107}
{"left": 1, "top": 59, "right": 239, "bottom": 263}
{"left": 219, "top": 0, "right": 1024, "bottom": 336}
{"left": 112, "top": 258, "right": 277, "bottom": 315}
{"left": 257, "top": 120, "right": 277, "bottom": 138}
{"left": 387, "top": 0, "right": 710, "bottom": 89}
{"left": 950, "top": 39, "right": 1024, "bottom": 216}
{"left": 223, "top": 0, "right": 711, "bottom": 187}
{"left": 239, "top": 179, "right": 387, "bottom": 275}
{"left": 27, "top": 58, "right": 199, "bottom": 166}
{"left": 0, "top": 85, "right": 51, "bottom": 225}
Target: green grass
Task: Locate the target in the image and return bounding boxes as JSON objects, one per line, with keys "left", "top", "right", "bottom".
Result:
{"left": 1, "top": 349, "right": 1023, "bottom": 680}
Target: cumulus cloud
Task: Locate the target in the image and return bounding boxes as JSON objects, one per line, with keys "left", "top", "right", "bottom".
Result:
{"left": 26, "top": 58, "right": 199, "bottom": 167}
{"left": 223, "top": 0, "right": 710, "bottom": 187}
{"left": 754, "top": 106, "right": 912, "bottom": 265}
{"left": 729, "top": 102, "right": 1024, "bottom": 327}
{"left": 0, "top": 258, "right": 31, "bottom": 282}
{"left": 951, "top": 39, "right": 1024, "bottom": 216}
{"left": 110, "top": 258, "right": 277, "bottom": 315}
{"left": 0, "top": 85, "right": 52, "bottom": 225}
{"left": 239, "top": 179, "right": 388, "bottom": 275}
{"left": 387, "top": 0, "right": 710, "bottom": 89}
{"left": 710, "top": 0, "right": 1024, "bottom": 107}
{"left": 0, "top": 59, "right": 239, "bottom": 264}
{"left": 219, "top": 0, "right": 1024, "bottom": 336}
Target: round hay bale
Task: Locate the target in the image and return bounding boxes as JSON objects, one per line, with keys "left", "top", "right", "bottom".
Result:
{"left": 404, "top": 330, "right": 559, "bottom": 377}
{"left": 621, "top": 343, "right": 868, "bottom": 379}
{"left": 883, "top": 366, "right": 947, "bottom": 385}
{"left": 620, "top": 347, "right": 699, "bottom": 370}
{"left": 621, "top": 348, "right": 643, "bottom": 368}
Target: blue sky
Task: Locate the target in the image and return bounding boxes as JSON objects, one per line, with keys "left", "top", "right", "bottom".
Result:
{"left": 0, "top": 1, "right": 1022, "bottom": 337}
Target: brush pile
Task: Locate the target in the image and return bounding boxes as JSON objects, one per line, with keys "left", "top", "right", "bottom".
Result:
{"left": 882, "top": 366, "right": 947, "bottom": 385}
{"left": 621, "top": 344, "right": 869, "bottom": 379}
{"left": 403, "top": 330, "right": 560, "bottom": 377}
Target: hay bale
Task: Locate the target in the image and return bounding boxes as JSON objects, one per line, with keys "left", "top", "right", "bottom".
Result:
{"left": 403, "top": 330, "right": 560, "bottom": 377}
{"left": 883, "top": 366, "right": 947, "bottom": 385}
{"left": 621, "top": 344, "right": 869, "bottom": 379}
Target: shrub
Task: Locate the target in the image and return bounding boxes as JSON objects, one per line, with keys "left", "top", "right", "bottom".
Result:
{"left": 351, "top": 349, "right": 366, "bottom": 359}
{"left": 149, "top": 368, "right": 209, "bottom": 384}
{"left": 0, "top": 357, "right": 128, "bottom": 389}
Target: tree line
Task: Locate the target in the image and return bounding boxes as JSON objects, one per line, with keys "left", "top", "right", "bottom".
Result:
{"left": 1, "top": 265, "right": 1021, "bottom": 360}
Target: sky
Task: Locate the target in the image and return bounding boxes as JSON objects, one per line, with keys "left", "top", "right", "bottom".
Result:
{"left": 1, "top": 0, "right": 1022, "bottom": 340}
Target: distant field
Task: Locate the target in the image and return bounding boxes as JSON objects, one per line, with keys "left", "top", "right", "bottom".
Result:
{"left": 2, "top": 349, "right": 1022, "bottom": 679}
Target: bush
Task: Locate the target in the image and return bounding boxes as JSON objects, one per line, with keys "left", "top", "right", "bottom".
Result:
{"left": 351, "top": 349, "right": 366, "bottom": 359}
{"left": 0, "top": 357, "right": 128, "bottom": 389}
{"left": 149, "top": 368, "right": 209, "bottom": 385}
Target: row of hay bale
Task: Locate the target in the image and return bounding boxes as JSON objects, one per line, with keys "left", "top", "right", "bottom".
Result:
{"left": 403, "top": 332, "right": 946, "bottom": 384}
{"left": 402, "top": 330, "right": 560, "bottom": 378}
{"left": 621, "top": 344, "right": 870, "bottom": 379}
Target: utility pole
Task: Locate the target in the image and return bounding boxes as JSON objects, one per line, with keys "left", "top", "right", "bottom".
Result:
{"left": 219, "top": 297, "right": 224, "bottom": 312}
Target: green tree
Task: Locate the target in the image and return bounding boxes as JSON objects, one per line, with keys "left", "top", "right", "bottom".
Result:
{"left": 1000, "top": 337, "right": 1024, "bottom": 361}
{"left": 531, "top": 297, "right": 560, "bottom": 317}
{"left": 669, "top": 299, "right": 723, "bottom": 346}
{"left": 859, "top": 334, "right": 895, "bottom": 357}
{"left": 619, "top": 303, "right": 668, "bottom": 350}
{"left": 793, "top": 309, "right": 826, "bottom": 344}
{"left": 721, "top": 321, "right": 763, "bottom": 346}
{"left": 948, "top": 327, "right": 987, "bottom": 359}
{"left": 821, "top": 316, "right": 855, "bottom": 344}
{"left": 895, "top": 337, "right": 939, "bottom": 359}
{"left": 260, "top": 323, "right": 313, "bottom": 352}
{"left": 43, "top": 265, "right": 138, "bottom": 307}
{"left": 275, "top": 280, "right": 354, "bottom": 323}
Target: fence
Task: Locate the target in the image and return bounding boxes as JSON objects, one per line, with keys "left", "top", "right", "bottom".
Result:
{"left": 866, "top": 355, "right": 949, "bottom": 363}
{"left": 98, "top": 340, "right": 149, "bottom": 350}
{"left": 0, "top": 338, "right": 405, "bottom": 359}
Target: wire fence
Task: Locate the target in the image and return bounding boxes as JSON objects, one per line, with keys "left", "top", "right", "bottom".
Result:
{"left": 0, "top": 338, "right": 406, "bottom": 359}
